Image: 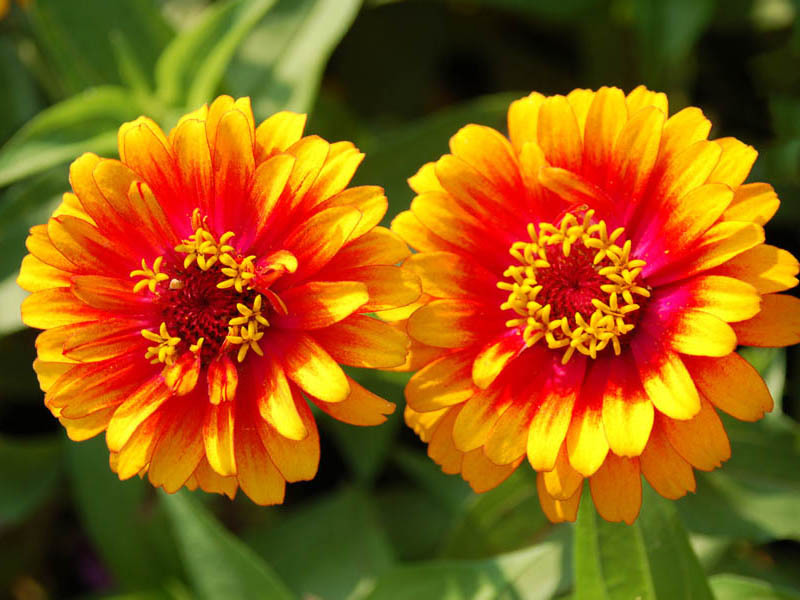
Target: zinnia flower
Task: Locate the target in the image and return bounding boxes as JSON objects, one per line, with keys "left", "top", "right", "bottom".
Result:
{"left": 19, "top": 96, "right": 419, "bottom": 504}
{"left": 392, "top": 86, "right": 800, "bottom": 524}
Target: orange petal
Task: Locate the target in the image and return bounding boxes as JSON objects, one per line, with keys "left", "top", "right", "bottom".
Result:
{"left": 708, "top": 137, "right": 757, "bottom": 188}
{"left": 680, "top": 274, "right": 761, "bottom": 322}
{"left": 203, "top": 400, "right": 236, "bottom": 477}
{"left": 171, "top": 117, "right": 213, "bottom": 215}
{"left": 275, "top": 281, "right": 368, "bottom": 330}
{"left": 403, "top": 250, "right": 498, "bottom": 300}
{"left": 507, "top": 91, "right": 546, "bottom": 154}
{"left": 303, "top": 142, "right": 364, "bottom": 207}
{"left": 254, "top": 111, "right": 307, "bottom": 163}
{"left": 452, "top": 384, "right": 510, "bottom": 452}
{"left": 684, "top": 353, "right": 773, "bottom": 421}
{"left": 17, "top": 254, "right": 71, "bottom": 292}
{"left": 567, "top": 362, "right": 610, "bottom": 476}
{"left": 723, "top": 182, "right": 779, "bottom": 226}
{"left": 278, "top": 333, "right": 349, "bottom": 404}
{"left": 257, "top": 359, "right": 307, "bottom": 441}
{"left": 462, "top": 448, "right": 520, "bottom": 494}
{"left": 318, "top": 186, "right": 387, "bottom": 242}
{"left": 162, "top": 351, "right": 202, "bottom": 396}
{"left": 391, "top": 209, "right": 462, "bottom": 255}
{"left": 626, "top": 85, "right": 668, "bottom": 115}
{"left": 472, "top": 334, "right": 522, "bottom": 389}
{"left": 147, "top": 393, "right": 206, "bottom": 493}
{"left": 114, "top": 409, "right": 162, "bottom": 479}
{"left": 611, "top": 106, "right": 664, "bottom": 201}
{"left": 408, "top": 162, "right": 445, "bottom": 195}
{"left": 313, "top": 314, "right": 408, "bottom": 369}
{"left": 661, "top": 399, "right": 730, "bottom": 471}
{"left": 713, "top": 244, "right": 799, "bottom": 295}
{"left": 250, "top": 153, "right": 295, "bottom": 238}
{"left": 733, "top": 293, "right": 800, "bottom": 347}
{"left": 257, "top": 387, "right": 320, "bottom": 483}
{"left": 105, "top": 377, "right": 170, "bottom": 452}
{"left": 639, "top": 420, "right": 696, "bottom": 500}
{"left": 583, "top": 86, "right": 627, "bottom": 181}
{"left": 407, "top": 299, "right": 496, "bottom": 348}
{"left": 589, "top": 454, "right": 642, "bottom": 525}
{"left": 193, "top": 457, "right": 237, "bottom": 499}
{"left": 59, "top": 405, "right": 116, "bottom": 442}
{"left": 656, "top": 107, "right": 710, "bottom": 169}
{"left": 427, "top": 405, "right": 464, "bottom": 475}
{"left": 633, "top": 343, "right": 700, "bottom": 420}
{"left": 234, "top": 404, "right": 285, "bottom": 505}
{"left": 311, "top": 375, "right": 395, "bottom": 426}
{"left": 207, "top": 355, "right": 238, "bottom": 405}
{"left": 526, "top": 357, "right": 584, "bottom": 471}
{"left": 602, "top": 353, "right": 653, "bottom": 457}
{"left": 405, "top": 349, "right": 475, "bottom": 412}
{"left": 484, "top": 400, "right": 536, "bottom": 466}
{"left": 21, "top": 288, "right": 102, "bottom": 329}
{"left": 669, "top": 310, "right": 737, "bottom": 357}
{"left": 537, "top": 473, "right": 582, "bottom": 523}
{"left": 543, "top": 443, "right": 584, "bottom": 500}
{"left": 538, "top": 95, "right": 583, "bottom": 171}
{"left": 331, "top": 226, "right": 410, "bottom": 269}
{"left": 330, "top": 265, "right": 420, "bottom": 312}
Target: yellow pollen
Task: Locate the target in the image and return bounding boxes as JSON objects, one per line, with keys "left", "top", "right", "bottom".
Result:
{"left": 142, "top": 322, "right": 181, "bottom": 365}
{"left": 498, "top": 210, "right": 651, "bottom": 365}
{"left": 130, "top": 256, "right": 169, "bottom": 293}
{"left": 175, "top": 209, "right": 235, "bottom": 271}
{"left": 218, "top": 254, "right": 257, "bottom": 292}
{"left": 226, "top": 295, "right": 269, "bottom": 362}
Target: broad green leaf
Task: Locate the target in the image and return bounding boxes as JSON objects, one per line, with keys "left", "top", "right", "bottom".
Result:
{"left": 678, "top": 414, "right": 800, "bottom": 543}
{"left": 0, "top": 86, "right": 143, "bottom": 188}
{"left": 155, "top": 0, "right": 278, "bottom": 108}
{"left": 326, "top": 368, "right": 407, "bottom": 483}
{"left": 0, "top": 38, "right": 42, "bottom": 145}
{"left": 376, "top": 486, "right": 453, "bottom": 560}
{"left": 0, "top": 435, "right": 61, "bottom": 527}
{"left": 27, "top": 0, "right": 171, "bottom": 96}
{"left": 363, "top": 531, "right": 571, "bottom": 600}
{"left": 710, "top": 574, "right": 800, "bottom": 600}
{"left": 0, "top": 166, "right": 65, "bottom": 281}
{"left": 244, "top": 488, "right": 395, "bottom": 599}
{"left": 442, "top": 470, "right": 551, "bottom": 559}
{"left": 67, "top": 437, "right": 181, "bottom": 591}
{"left": 353, "top": 92, "right": 520, "bottom": 219}
{"left": 392, "top": 446, "right": 473, "bottom": 512}
{"left": 228, "top": 0, "right": 362, "bottom": 117}
{"left": 574, "top": 485, "right": 712, "bottom": 600}
{"left": 632, "top": 0, "right": 716, "bottom": 90}
{"left": 162, "top": 491, "right": 294, "bottom": 600}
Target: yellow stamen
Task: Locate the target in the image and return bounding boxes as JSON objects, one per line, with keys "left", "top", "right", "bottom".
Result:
{"left": 130, "top": 256, "right": 169, "bottom": 293}
{"left": 142, "top": 322, "right": 181, "bottom": 365}
{"left": 225, "top": 295, "right": 269, "bottom": 362}
{"left": 499, "top": 209, "right": 650, "bottom": 364}
{"left": 217, "top": 254, "right": 257, "bottom": 292}
{"left": 175, "top": 209, "right": 236, "bottom": 271}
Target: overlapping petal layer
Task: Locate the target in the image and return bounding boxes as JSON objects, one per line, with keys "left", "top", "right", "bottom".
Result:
{"left": 392, "top": 86, "right": 800, "bottom": 524}
{"left": 20, "top": 96, "right": 419, "bottom": 503}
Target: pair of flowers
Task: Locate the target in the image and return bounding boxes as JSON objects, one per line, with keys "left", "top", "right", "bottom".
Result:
{"left": 20, "top": 88, "right": 800, "bottom": 524}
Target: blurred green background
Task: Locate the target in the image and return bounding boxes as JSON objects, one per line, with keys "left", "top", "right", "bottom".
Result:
{"left": 1, "top": 0, "right": 800, "bottom": 598}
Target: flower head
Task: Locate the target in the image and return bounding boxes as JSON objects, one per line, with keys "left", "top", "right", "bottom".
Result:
{"left": 20, "top": 96, "right": 420, "bottom": 504}
{"left": 392, "top": 86, "right": 800, "bottom": 524}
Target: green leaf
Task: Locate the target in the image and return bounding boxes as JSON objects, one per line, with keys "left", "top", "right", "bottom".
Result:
{"left": 375, "top": 486, "right": 453, "bottom": 560}
{"left": 353, "top": 92, "right": 520, "bottom": 219}
{"left": 710, "top": 574, "right": 800, "bottom": 600}
{"left": 228, "top": 0, "right": 362, "bottom": 117}
{"left": 244, "top": 488, "right": 395, "bottom": 599}
{"left": 67, "top": 437, "right": 181, "bottom": 591}
{"left": 0, "top": 86, "right": 144, "bottom": 188}
{"left": 392, "top": 446, "right": 473, "bottom": 513}
{"left": 363, "top": 532, "right": 571, "bottom": 600}
{"left": 27, "top": 0, "right": 171, "bottom": 96}
{"left": 574, "top": 485, "right": 713, "bottom": 600}
{"left": 442, "top": 470, "right": 551, "bottom": 559}
{"left": 0, "top": 38, "right": 42, "bottom": 144}
{"left": 0, "top": 435, "right": 61, "bottom": 527}
{"left": 0, "top": 166, "right": 66, "bottom": 281}
{"left": 162, "top": 491, "right": 294, "bottom": 600}
{"left": 154, "top": 0, "right": 278, "bottom": 108}
{"left": 632, "top": 0, "right": 716, "bottom": 90}
{"left": 467, "top": 0, "right": 605, "bottom": 22}
{"left": 677, "top": 414, "right": 800, "bottom": 543}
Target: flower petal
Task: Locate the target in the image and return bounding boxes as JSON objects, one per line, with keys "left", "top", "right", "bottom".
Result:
{"left": 589, "top": 454, "right": 641, "bottom": 525}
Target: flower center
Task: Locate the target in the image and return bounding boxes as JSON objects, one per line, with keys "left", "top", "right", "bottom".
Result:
{"left": 498, "top": 209, "right": 650, "bottom": 364}
{"left": 132, "top": 209, "right": 291, "bottom": 369}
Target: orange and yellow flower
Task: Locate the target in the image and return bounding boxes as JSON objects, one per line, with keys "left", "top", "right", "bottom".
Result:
{"left": 392, "top": 86, "right": 800, "bottom": 524}
{"left": 19, "top": 96, "right": 420, "bottom": 504}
